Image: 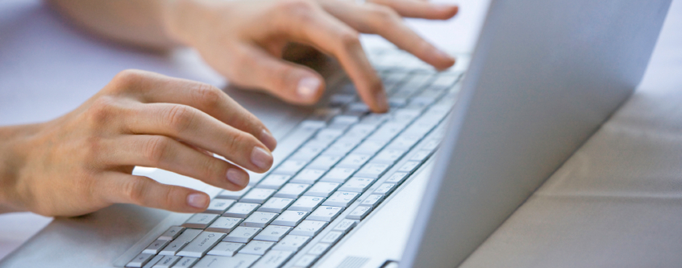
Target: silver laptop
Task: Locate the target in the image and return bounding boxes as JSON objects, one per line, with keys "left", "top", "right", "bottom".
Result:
{"left": 0, "top": 0, "right": 670, "bottom": 267}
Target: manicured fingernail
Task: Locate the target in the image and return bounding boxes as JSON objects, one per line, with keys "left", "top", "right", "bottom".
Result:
{"left": 297, "top": 77, "right": 320, "bottom": 99}
{"left": 187, "top": 193, "right": 208, "bottom": 209}
{"left": 226, "top": 168, "right": 249, "bottom": 187}
{"left": 260, "top": 129, "right": 277, "bottom": 151}
{"left": 375, "top": 89, "right": 389, "bottom": 112}
{"left": 251, "top": 147, "right": 273, "bottom": 170}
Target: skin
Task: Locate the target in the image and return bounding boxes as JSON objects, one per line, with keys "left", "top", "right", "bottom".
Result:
{"left": 0, "top": 0, "right": 457, "bottom": 216}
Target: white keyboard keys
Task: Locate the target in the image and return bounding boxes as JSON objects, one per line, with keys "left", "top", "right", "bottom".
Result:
{"left": 142, "top": 255, "right": 164, "bottom": 268}
{"left": 294, "top": 255, "right": 318, "bottom": 267}
{"left": 152, "top": 256, "right": 180, "bottom": 268}
{"left": 273, "top": 235, "right": 311, "bottom": 251}
{"left": 355, "top": 163, "right": 391, "bottom": 178}
{"left": 385, "top": 172, "right": 408, "bottom": 184}
{"left": 320, "top": 167, "right": 356, "bottom": 183}
{"left": 223, "top": 203, "right": 259, "bottom": 218}
{"left": 374, "top": 183, "right": 396, "bottom": 195}
{"left": 171, "top": 257, "right": 198, "bottom": 268}
{"left": 307, "top": 243, "right": 331, "bottom": 255}
{"left": 271, "top": 210, "right": 308, "bottom": 227}
{"left": 398, "top": 161, "right": 420, "bottom": 173}
{"left": 158, "top": 226, "right": 184, "bottom": 240}
{"left": 351, "top": 140, "right": 385, "bottom": 155}
{"left": 126, "top": 253, "right": 154, "bottom": 268}
{"left": 410, "top": 149, "right": 432, "bottom": 162}
{"left": 254, "top": 225, "right": 292, "bottom": 242}
{"left": 192, "top": 254, "right": 259, "bottom": 268}
{"left": 275, "top": 183, "right": 310, "bottom": 198}
{"left": 290, "top": 220, "right": 327, "bottom": 236}
{"left": 242, "top": 212, "right": 278, "bottom": 228}
{"left": 143, "top": 239, "right": 170, "bottom": 254}
{"left": 290, "top": 169, "right": 326, "bottom": 184}
{"left": 205, "top": 199, "right": 235, "bottom": 214}
{"left": 361, "top": 194, "right": 383, "bottom": 207}
{"left": 319, "top": 231, "right": 343, "bottom": 244}
{"left": 336, "top": 154, "right": 371, "bottom": 169}
{"left": 223, "top": 226, "right": 261, "bottom": 243}
{"left": 216, "top": 186, "right": 251, "bottom": 200}
{"left": 207, "top": 242, "right": 244, "bottom": 257}
{"left": 183, "top": 213, "right": 219, "bottom": 229}
{"left": 258, "top": 197, "right": 294, "bottom": 213}
{"left": 289, "top": 146, "right": 324, "bottom": 161}
{"left": 323, "top": 191, "right": 359, "bottom": 207}
{"left": 159, "top": 229, "right": 202, "bottom": 255}
{"left": 241, "top": 188, "right": 276, "bottom": 204}
{"left": 177, "top": 231, "right": 226, "bottom": 258}
{"left": 273, "top": 159, "right": 308, "bottom": 175}
{"left": 258, "top": 174, "right": 291, "bottom": 189}
{"left": 347, "top": 206, "right": 372, "bottom": 220}
{"left": 333, "top": 219, "right": 358, "bottom": 233}
{"left": 308, "top": 206, "right": 342, "bottom": 222}
{"left": 338, "top": 177, "right": 374, "bottom": 192}
{"left": 387, "top": 135, "right": 420, "bottom": 150}
{"left": 305, "top": 182, "right": 340, "bottom": 197}
{"left": 289, "top": 196, "right": 324, "bottom": 211}
{"left": 239, "top": 240, "right": 275, "bottom": 255}
{"left": 251, "top": 250, "right": 294, "bottom": 268}
{"left": 322, "top": 139, "right": 358, "bottom": 156}
{"left": 371, "top": 149, "right": 407, "bottom": 164}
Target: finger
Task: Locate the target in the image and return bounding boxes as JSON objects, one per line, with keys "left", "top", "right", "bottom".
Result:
{"left": 125, "top": 103, "right": 274, "bottom": 173}
{"left": 273, "top": 2, "right": 389, "bottom": 112}
{"left": 100, "top": 173, "right": 210, "bottom": 213}
{"left": 366, "top": 0, "right": 458, "bottom": 20}
{"left": 105, "top": 135, "right": 249, "bottom": 190}
{"left": 321, "top": 1, "right": 455, "bottom": 70}
{"left": 227, "top": 44, "right": 327, "bottom": 105}
{"left": 110, "top": 70, "right": 277, "bottom": 151}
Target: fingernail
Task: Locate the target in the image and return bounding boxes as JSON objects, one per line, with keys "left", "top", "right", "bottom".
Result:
{"left": 251, "top": 147, "right": 273, "bottom": 170}
{"left": 434, "top": 3, "right": 458, "bottom": 12}
{"left": 375, "top": 89, "right": 389, "bottom": 112}
{"left": 226, "top": 168, "right": 249, "bottom": 187}
{"left": 435, "top": 49, "right": 456, "bottom": 62}
{"left": 260, "top": 129, "right": 277, "bottom": 151}
{"left": 297, "top": 77, "right": 320, "bottom": 99}
{"left": 187, "top": 193, "right": 208, "bottom": 209}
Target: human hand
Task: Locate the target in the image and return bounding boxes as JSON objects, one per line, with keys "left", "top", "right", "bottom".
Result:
{"left": 0, "top": 70, "right": 276, "bottom": 217}
{"left": 163, "top": 0, "right": 458, "bottom": 112}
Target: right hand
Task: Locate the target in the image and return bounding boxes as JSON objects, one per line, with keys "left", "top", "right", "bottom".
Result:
{"left": 0, "top": 70, "right": 275, "bottom": 217}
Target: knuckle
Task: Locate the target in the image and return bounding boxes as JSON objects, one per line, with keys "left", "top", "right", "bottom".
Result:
{"left": 372, "top": 5, "right": 400, "bottom": 24}
{"left": 191, "top": 83, "right": 223, "bottom": 109}
{"left": 278, "top": 0, "right": 315, "bottom": 13}
{"left": 86, "top": 96, "right": 118, "bottom": 123}
{"left": 143, "top": 136, "right": 172, "bottom": 166}
{"left": 164, "top": 105, "right": 195, "bottom": 134}
{"left": 111, "top": 69, "right": 146, "bottom": 90}
{"left": 121, "top": 179, "right": 146, "bottom": 204}
{"left": 201, "top": 158, "right": 225, "bottom": 182}
{"left": 338, "top": 30, "right": 361, "bottom": 50}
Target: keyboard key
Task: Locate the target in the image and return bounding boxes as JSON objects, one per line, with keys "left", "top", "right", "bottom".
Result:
{"left": 216, "top": 186, "right": 251, "bottom": 200}
{"left": 306, "top": 108, "right": 341, "bottom": 125}
{"left": 398, "top": 161, "right": 420, "bottom": 173}
{"left": 320, "top": 167, "right": 356, "bottom": 183}
{"left": 239, "top": 240, "right": 275, "bottom": 255}
{"left": 171, "top": 257, "right": 198, "bottom": 268}
{"left": 410, "top": 150, "right": 432, "bottom": 162}
{"left": 361, "top": 194, "right": 383, "bottom": 207}
{"left": 252, "top": 250, "right": 294, "bottom": 268}
{"left": 205, "top": 199, "right": 235, "bottom": 214}
{"left": 223, "top": 227, "right": 261, "bottom": 243}
{"left": 290, "top": 169, "right": 327, "bottom": 184}
{"left": 355, "top": 163, "right": 391, "bottom": 178}
{"left": 385, "top": 172, "right": 408, "bottom": 184}
{"left": 273, "top": 235, "right": 311, "bottom": 251}
{"left": 242, "top": 212, "right": 278, "bottom": 228}
{"left": 333, "top": 219, "right": 358, "bottom": 233}
{"left": 391, "top": 108, "right": 422, "bottom": 123}
{"left": 142, "top": 239, "right": 171, "bottom": 254}
{"left": 308, "top": 206, "right": 343, "bottom": 222}
{"left": 273, "top": 160, "right": 308, "bottom": 175}
{"left": 257, "top": 174, "right": 291, "bottom": 189}
{"left": 360, "top": 113, "right": 390, "bottom": 126}
{"left": 322, "top": 140, "right": 358, "bottom": 156}
{"left": 183, "top": 213, "right": 219, "bottom": 229}
{"left": 207, "top": 242, "right": 244, "bottom": 257}
{"left": 289, "top": 145, "right": 325, "bottom": 161}
{"left": 319, "top": 231, "right": 344, "bottom": 244}
{"left": 332, "top": 115, "right": 360, "bottom": 125}
{"left": 152, "top": 256, "right": 180, "bottom": 268}
{"left": 294, "top": 255, "right": 318, "bottom": 267}
{"left": 192, "top": 254, "right": 259, "bottom": 268}
{"left": 291, "top": 220, "right": 327, "bottom": 236}
{"left": 159, "top": 229, "right": 202, "bottom": 255}
{"left": 315, "top": 128, "right": 345, "bottom": 142}
{"left": 142, "top": 255, "right": 164, "bottom": 268}
{"left": 258, "top": 197, "right": 294, "bottom": 213}
{"left": 307, "top": 243, "right": 331, "bottom": 255}
{"left": 254, "top": 225, "right": 292, "bottom": 242}
{"left": 126, "top": 253, "right": 154, "bottom": 268}
{"left": 241, "top": 188, "right": 276, "bottom": 204}
{"left": 371, "top": 149, "right": 407, "bottom": 164}
{"left": 329, "top": 93, "right": 355, "bottom": 107}
{"left": 306, "top": 182, "right": 340, "bottom": 197}
{"left": 338, "top": 177, "right": 374, "bottom": 192}
{"left": 366, "top": 122, "right": 406, "bottom": 142}
{"left": 223, "top": 203, "right": 259, "bottom": 218}
{"left": 351, "top": 140, "right": 386, "bottom": 155}
{"left": 387, "top": 135, "right": 420, "bottom": 150}
{"left": 275, "top": 183, "right": 310, "bottom": 198}
{"left": 307, "top": 156, "right": 342, "bottom": 171}
{"left": 271, "top": 210, "right": 308, "bottom": 227}
{"left": 289, "top": 196, "right": 324, "bottom": 211}
{"left": 431, "top": 74, "right": 460, "bottom": 87}
{"left": 347, "top": 206, "right": 372, "bottom": 220}
{"left": 158, "top": 226, "right": 184, "bottom": 241}
{"left": 344, "top": 124, "right": 376, "bottom": 140}
{"left": 422, "top": 139, "right": 440, "bottom": 151}
{"left": 177, "top": 231, "right": 226, "bottom": 258}
{"left": 336, "top": 154, "right": 371, "bottom": 169}
{"left": 347, "top": 102, "right": 370, "bottom": 113}
{"left": 323, "top": 191, "right": 359, "bottom": 207}
{"left": 374, "top": 183, "right": 397, "bottom": 195}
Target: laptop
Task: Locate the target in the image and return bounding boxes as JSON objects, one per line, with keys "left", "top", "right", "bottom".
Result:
{"left": 0, "top": 0, "right": 670, "bottom": 267}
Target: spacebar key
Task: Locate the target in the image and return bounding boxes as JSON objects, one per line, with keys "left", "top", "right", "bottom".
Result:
{"left": 251, "top": 250, "right": 294, "bottom": 268}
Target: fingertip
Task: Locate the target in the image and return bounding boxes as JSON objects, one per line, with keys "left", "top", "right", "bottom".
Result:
{"left": 296, "top": 76, "right": 325, "bottom": 103}
{"left": 432, "top": 4, "right": 459, "bottom": 20}
{"left": 260, "top": 129, "right": 278, "bottom": 151}
{"left": 226, "top": 168, "right": 250, "bottom": 188}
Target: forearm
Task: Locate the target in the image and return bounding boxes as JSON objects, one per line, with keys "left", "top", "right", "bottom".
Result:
{"left": 0, "top": 124, "right": 41, "bottom": 214}
{"left": 46, "top": 0, "right": 184, "bottom": 50}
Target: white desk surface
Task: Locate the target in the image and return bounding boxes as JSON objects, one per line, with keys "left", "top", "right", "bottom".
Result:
{"left": 1, "top": 0, "right": 680, "bottom": 266}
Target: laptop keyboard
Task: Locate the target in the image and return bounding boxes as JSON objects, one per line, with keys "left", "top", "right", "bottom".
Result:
{"left": 125, "top": 64, "right": 463, "bottom": 268}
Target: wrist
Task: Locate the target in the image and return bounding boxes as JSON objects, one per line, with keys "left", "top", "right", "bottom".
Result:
{"left": 0, "top": 123, "right": 44, "bottom": 213}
